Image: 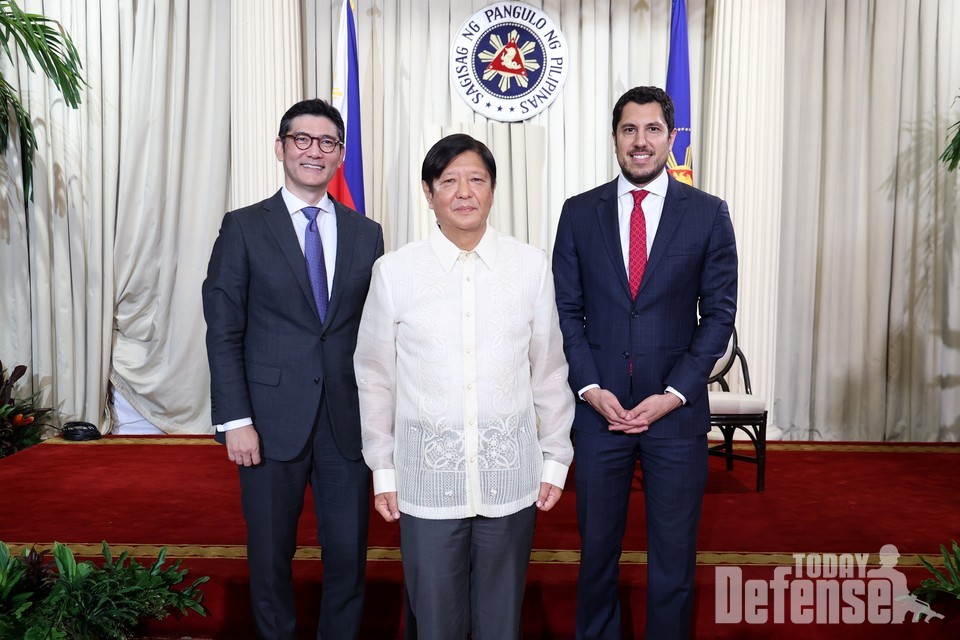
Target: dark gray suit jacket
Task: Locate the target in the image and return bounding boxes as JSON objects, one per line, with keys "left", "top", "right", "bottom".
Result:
{"left": 202, "top": 190, "right": 384, "bottom": 461}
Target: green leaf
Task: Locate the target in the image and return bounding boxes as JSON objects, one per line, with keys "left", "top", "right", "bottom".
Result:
{"left": 100, "top": 541, "right": 114, "bottom": 568}
{"left": 149, "top": 547, "right": 168, "bottom": 575}
{"left": 51, "top": 543, "right": 76, "bottom": 581}
{"left": 919, "top": 555, "right": 950, "bottom": 588}
{"left": 942, "top": 118, "right": 960, "bottom": 172}
{"left": 943, "top": 541, "right": 960, "bottom": 586}
{"left": 24, "top": 626, "right": 63, "bottom": 640}
{"left": 914, "top": 540, "right": 960, "bottom": 601}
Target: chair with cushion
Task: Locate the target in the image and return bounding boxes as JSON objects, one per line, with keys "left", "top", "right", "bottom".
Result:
{"left": 707, "top": 328, "right": 767, "bottom": 491}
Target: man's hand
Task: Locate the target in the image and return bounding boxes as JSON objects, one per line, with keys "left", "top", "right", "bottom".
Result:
{"left": 225, "top": 424, "right": 261, "bottom": 466}
{"left": 536, "top": 482, "right": 563, "bottom": 512}
{"left": 582, "top": 387, "right": 633, "bottom": 427}
{"left": 375, "top": 491, "right": 401, "bottom": 523}
{"left": 609, "top": 393, "right": 683, "bottom": 434}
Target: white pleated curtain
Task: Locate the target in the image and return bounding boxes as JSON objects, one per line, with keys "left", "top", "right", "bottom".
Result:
{"left": 776, "top": 0, "right": 960, "bottom": 440}
{"left": 1, "top": 0, "right": 230, "bottom": 434}
{"left": 0, "top": 0, "right": 957, "bottom": 441}
{"left": 110, "top": 1, "right": 231, "bottom": 433}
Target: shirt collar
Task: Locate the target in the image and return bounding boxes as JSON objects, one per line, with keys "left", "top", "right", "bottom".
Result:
{"left": 281, "top": 186, "right": 334, "bottom": 218}
{"left": 617, "top": 168, "right": 670, "bottom": 200}
{"left": 429, "top": 224, "right": 499, "bottom": 273}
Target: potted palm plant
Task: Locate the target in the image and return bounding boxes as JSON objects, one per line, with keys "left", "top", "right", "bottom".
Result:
{"left": 0, "top": 0, "right": 84, "bottom": 202}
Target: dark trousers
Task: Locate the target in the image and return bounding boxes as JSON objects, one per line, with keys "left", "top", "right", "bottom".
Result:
{"left": 239, "top": 401, "right": 370, "bottom": 640}
{"left": 399, "top": 505, "right": 537, "bottom": 640}
{"left": 573, "top": 430, "right": 708, "bottom": 640}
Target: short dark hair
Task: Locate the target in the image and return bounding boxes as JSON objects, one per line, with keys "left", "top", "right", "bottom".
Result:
{"left": 421, "top": 134, "right": 497, "bottom": 193}
{"left": 278, "top": 99, "right": 345, "bottom": 142}
{"left": 612, "top": 86, "right": 675, "bottom": 134}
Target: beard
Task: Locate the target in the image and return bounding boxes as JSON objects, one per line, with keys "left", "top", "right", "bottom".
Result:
{"left": 619, "top": 155, "right": 668, "bottom": 187}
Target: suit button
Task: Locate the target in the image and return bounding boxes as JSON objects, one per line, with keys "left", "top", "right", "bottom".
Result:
{"left": 313, "top": 377, "right": 320, "bottom": 384}
{"left": 631, "top": 311, "right": 639, "bottom": 319}
{"left": 320, "top": 335, "right": 326, "bottom": 342}
{"left": 621, "top": 351, "right": 630, "bottom": 359}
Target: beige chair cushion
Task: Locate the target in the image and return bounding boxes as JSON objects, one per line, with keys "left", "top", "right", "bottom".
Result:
{"left": 708, "top": 391, "right": 766, "bottom": 414}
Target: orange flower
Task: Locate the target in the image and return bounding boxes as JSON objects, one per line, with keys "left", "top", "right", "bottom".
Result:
{"left": 12, "top": 414, "right": 35, "bottom": 426}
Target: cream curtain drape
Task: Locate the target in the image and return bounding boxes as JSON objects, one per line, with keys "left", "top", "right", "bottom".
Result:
{"left": 777, "top": 0, "right": 960, "bottom": 440}
{"left": 701, "top": 0, "right": 785, "bottom": 437}
{"left": 1, "top": 0, "right": 230, "bottom": 434}
{"left": 0, "top": 1, "right": 957, "bottom": 442}
{"left": 1, "top": 0, "right": 119, "bottom": 431}
{"left": 108, "top": 0, "right": 230, "bottom": 433}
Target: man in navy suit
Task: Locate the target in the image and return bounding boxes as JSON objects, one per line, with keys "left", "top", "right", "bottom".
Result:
{"left": 202, "top": 99, "right": 383, "bottom": 639}
{"left": 552, "top": 86, "right": 737, "bottom": 639}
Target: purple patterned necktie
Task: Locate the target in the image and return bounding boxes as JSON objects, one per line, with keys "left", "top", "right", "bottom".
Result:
{"left": 302, "top": 206, "right": 329, "bottom": 322}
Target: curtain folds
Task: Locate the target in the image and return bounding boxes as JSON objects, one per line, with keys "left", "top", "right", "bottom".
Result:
{"left": 110, "top": 0, "right": 231, "bottom": 433}
{"left": 701, "top": 0, "right": 785, "bottom": 434}
{"left": 1, "top": 0, "right": 118, "bottom": 430}
{"left": 0, "top": 1, "right": 956, "bottom": 441}
{"left": 776, "top": 0, "right": 960, "bottom": 440}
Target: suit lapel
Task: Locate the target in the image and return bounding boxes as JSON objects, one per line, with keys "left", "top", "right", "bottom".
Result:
{"left": 639, "top": 176, "right": 686, "bottom": 297}
{"left": 596, "top": 179, "right": 632, "bottom": 298}
{"left": 261, "top": 191, "right": 318, "bottom": 318}
{"left": 325, "top": 198, "right": 358, "bottom": 326}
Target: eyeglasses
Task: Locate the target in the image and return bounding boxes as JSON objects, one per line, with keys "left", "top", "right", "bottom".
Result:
{"left": 283, "top": 133, "right": 343, "bottom": 153}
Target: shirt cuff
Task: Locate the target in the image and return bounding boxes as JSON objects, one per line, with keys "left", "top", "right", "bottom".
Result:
{"left": 665, "top": 386, "right": 687, "bottom": 405}
{"left": 216, "top": 417, "right": 253, "bottom": 432}
{"left": 577, "top": 383, "right": 600, "bottom": 400}
{"left": 541, "top": 459, "right": 569, "bottom": 490}
{"left": 372, "top": 468, "right": 397, "bottom": 495}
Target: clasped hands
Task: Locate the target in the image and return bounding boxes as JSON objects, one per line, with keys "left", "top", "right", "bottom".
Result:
{"left": 582, "top": 387, "right": 681, "bottom": 434}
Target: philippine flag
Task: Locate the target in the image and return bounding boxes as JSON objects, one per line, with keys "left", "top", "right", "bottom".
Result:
{"left": 666, "top": 0, "right": 694, "bottom": 186}
{"left": 329, "top": 0, "right": 365, "bottom": 214}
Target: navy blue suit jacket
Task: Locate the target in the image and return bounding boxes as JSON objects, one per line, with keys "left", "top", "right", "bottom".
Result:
{"left": 202, "top": 190, "right": 384, "bottom": 461}
{"left": 552, "top": 176, "right": 737, "bottom": 437}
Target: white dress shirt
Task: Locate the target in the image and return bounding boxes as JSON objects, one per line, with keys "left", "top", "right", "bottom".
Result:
{"left": 354, "top": 225, "right": 575, "bottom": 520}
{"left": 282, "top": 187, "right": 338, "bottom": 297}
{"left": 615, "top": 170, "right": 668, "bottom": 271}
{"left": 216, "top": 187, "right": 338, "bottom": 432}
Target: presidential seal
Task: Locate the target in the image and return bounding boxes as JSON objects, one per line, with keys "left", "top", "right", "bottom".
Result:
{"left": 451, "top": 2, "right": 569, "bottom": 122}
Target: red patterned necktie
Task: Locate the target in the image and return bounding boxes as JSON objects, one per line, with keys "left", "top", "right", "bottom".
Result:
{"left": 628, "top": 189, "right": 648, "bottom": 299}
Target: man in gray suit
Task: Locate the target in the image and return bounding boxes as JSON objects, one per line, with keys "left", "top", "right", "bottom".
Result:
{"left": 202, "top": 98, "right": 384, "bottom": 639}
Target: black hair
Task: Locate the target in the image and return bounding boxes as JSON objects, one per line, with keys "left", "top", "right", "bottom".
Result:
{"left": 278, "top": 99, "right": 345, "bottom": 142}
{"left": 612, "top": 86, "right": 675, "bottom": 134}
{"left": 421, "top": 134, "right": 497, "bottom": 192}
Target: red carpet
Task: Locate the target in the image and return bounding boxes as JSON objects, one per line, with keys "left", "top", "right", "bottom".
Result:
{"left": 1, "top": 436, "right": 958, "bottom": 638}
